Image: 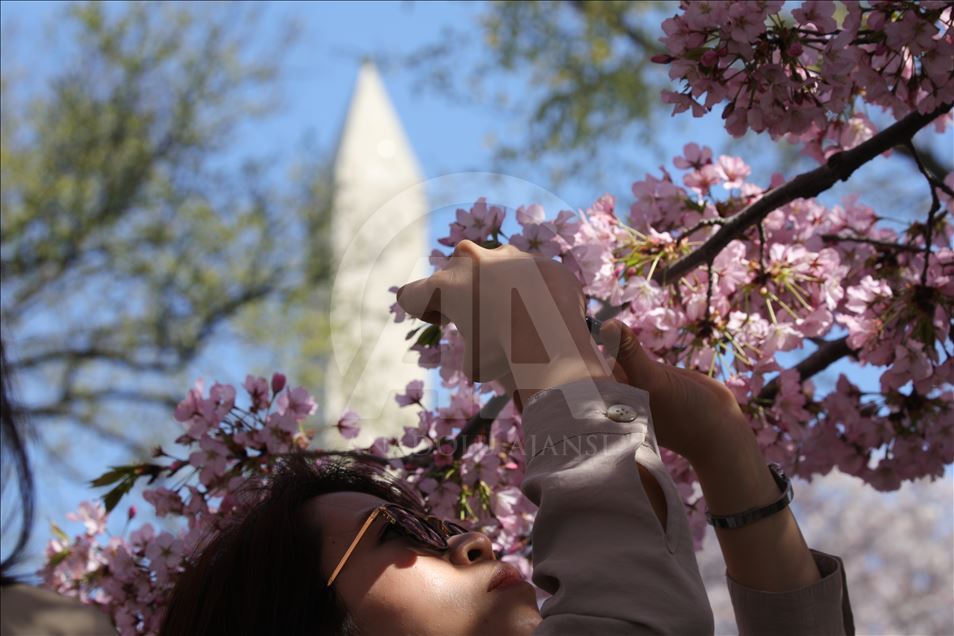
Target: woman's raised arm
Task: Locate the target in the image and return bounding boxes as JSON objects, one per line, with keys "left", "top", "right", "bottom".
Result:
{"left": 602, "top": 319, "right": 854, "bottom": 634}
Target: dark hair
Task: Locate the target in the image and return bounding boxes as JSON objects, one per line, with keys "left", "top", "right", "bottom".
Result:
{"left": 0, "top": 336, "right": 35, "bottom": 587}
{"left": 161, "top": 452, "right": 427, "bottom": 636}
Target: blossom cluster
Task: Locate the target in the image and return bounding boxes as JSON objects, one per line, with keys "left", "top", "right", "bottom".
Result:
{"left": 657, "top": 1, "right": 954, "bottom": 161}
{"left": 41, "top": 373, "right": 538, "bottom": 634}
{"left": 44, "top": 166, "right": 953, "bottom": 635}
{"left": 42, "top": 6, "right": 954, "bottom": 631}
{"left": 40, "top": 374, "right": 320, "bottom": 634}
{"left": 389, "top": 148, "right": 953, "bottom": 541}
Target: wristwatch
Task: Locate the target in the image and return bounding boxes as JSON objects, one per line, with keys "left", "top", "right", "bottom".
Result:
{"left": 705, "top": 462, "right": 794, "bottom": 529}
{"left": 585, "top": 315, "right": 603, "bottom": 342}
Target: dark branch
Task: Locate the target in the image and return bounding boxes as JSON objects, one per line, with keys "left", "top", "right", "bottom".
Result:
{"left": 13, "top": 346, "right": 175, "bottom": 373}
{"left": 905, "top": 140, "right": 945, "bottom": 286}
{"left": 594, "top": 101, "right": 953, "bottom": 322}
{"left": 758, "top": 337, "right": 855, "bottom": 402}
{"left": 447, "top": 106, "right": 953, "bottom": 459}
{"left": 819, "top": 234, "right": 922, "bottom": 253}
{"left": 19, "top": 403, "right": 153, "bottom": 457}
{"left": 655, "top": 102, "right": 953, "bottom": 287}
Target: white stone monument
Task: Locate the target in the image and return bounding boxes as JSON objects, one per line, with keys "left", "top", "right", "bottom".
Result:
{"left": 320, "top": 61, "right": 429, "bottom": 445}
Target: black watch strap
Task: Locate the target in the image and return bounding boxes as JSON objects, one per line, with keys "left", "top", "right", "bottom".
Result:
{"left": 585, "top": 315, "right": 603, "bottom": 342}
{"left": 705, "top": 463, "right": 794, "bottom": 529}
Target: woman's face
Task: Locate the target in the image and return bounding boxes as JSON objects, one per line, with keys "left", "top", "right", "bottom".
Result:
{"left": 305, "top": 491, "right": 542, "bottom": 636}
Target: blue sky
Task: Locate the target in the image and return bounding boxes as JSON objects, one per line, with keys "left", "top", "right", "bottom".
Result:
{"left": 1, "top": 0, "right": 950, "bottom": 576}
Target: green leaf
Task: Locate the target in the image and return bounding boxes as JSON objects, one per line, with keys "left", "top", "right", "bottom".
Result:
{"left": 89, "top": 465, "right": 134, "bottom": 488}
{"left": 50, "top": 521, "right": 70, "bottom": 543}
{"left": 47, "top": 549, "right": 71, "bottom": 568}
{"left": 415, "top": 324, "right": 442, "bottom": 347}
{"left": 101, "top": 478, "right": 135, "bottom": 513}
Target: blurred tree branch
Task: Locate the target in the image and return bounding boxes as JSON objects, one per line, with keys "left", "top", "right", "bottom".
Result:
{"left": 0, "top": 2, "right": 326, "bottom": 459}
{"left": 401, "top": 0, "right": 671, "bottom": 184}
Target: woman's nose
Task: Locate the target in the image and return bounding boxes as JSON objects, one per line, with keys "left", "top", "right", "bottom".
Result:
{"left": 446, "top": 532, "right": 495, "bottom": 566}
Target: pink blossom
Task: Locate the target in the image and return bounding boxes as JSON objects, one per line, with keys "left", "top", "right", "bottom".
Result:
{"left": 267, "top": 411, "right": 299, "bottom": 435}
{"left": 683, "top": 164, "right": 721, "bottom": 195}
{"left": 188, "top": 436, "right": 230, "bottom": 486}
{"left": 276, "top": 386, "right": 316, "bottom": 420}
{"left": 388, "top": 285, "right": 407, "bottom": 322}
{"left": 881, "top": 343, "right": 933, "bottom": 393}
{"left": 336, "top": 409, "right": 361, "bottom": 439}
{"left": 271, "top": 372, "right": 287, "bottom": 394}
{"left": 419, "top": 477, "right": 462, "bottom": 520}
{"left": 673, "top": 143, "right": 713, "bottom": 170}
{"left": 144, "top": 532, "right": 184, "bottom": 579}
{"left": 67, "top": 501, "right": 108, "bottom": 536}
{"left": 510, "top": 222, "right": 561, "bottom": 257}
{"left": 551, "top": 210, "right": 580, "bottom": 242}
{"left": 142, "top": 487, "right": 184, "bottom": 517}
{"left": 242, "top": 375, "right": 269, "bottom": 411}
{"left": 715, "top": 155, "right": 751, "bottom": 189}
{"left": 461, "top": 443, "right": 501, "bottom": 485}
{"left": 395, "top": 379, "right": 425, "bottom": 407}
{"left": 441, "top": 198, "right": 504, "bottom": 244}
{"left": 515, "top": 203, "right": 545, "bottom": 226}
{"left": 792, "top": 1, "right": 837, "bottom": 33}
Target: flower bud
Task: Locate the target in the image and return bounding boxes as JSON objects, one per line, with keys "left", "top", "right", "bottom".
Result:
{"left": 650, "top": 54, "right": 673, "bottom": 64}
{"left": 271, "top": 372, "right": 287, "bottom": 394}
{"left": 127, "top": 505, "right": 137, "bottom": 520}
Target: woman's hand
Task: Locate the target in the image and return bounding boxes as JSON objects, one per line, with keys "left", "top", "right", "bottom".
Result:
{"left": 599, "top": 319, "right": 749, "bottom": 465}
{"left": 601, "top": 320, "right": 822, "bottom": 592}
{"left": 397, "top": 240, "right": 609, "bottom": 406}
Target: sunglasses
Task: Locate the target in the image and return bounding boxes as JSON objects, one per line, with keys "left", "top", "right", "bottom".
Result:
{"left": 326, "top": 503, "right": 470, "bottom": 587}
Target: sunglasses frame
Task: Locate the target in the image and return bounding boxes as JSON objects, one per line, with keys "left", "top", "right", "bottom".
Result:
{"left": 326, "top": 503, "right": 469, "bottom": 587}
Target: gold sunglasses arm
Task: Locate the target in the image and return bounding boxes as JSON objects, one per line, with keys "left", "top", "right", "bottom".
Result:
{"left": 327, "top": 508, "right": 382, "bottom": 587}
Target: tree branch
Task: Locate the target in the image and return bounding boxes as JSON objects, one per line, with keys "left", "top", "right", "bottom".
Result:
{"left": 819, "top": 234, "right": 922, "bottom": 253}
{"left": 567, "top": 0, "right": 665, "bottom": 56}
{"left": 594, "top": 101, "right": 953, "bottom": 322}
{"left": 757, "top": 337, "right": 855, "bottom": 402}
{"left": 656, "top": 102, "right": 953, "bottom": 286}
{"left": 13, "top": 346, "right": 176, "bottom": 373}
{"left": 894, "top": 141, "right": 953, "bottom": 182}
{"left": 453, "top": 105, "right": 952, "bottom": 459}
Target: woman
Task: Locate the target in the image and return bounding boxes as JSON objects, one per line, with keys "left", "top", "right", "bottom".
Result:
{"left": 163, "top": 241, "right": 853, "bottom": 635}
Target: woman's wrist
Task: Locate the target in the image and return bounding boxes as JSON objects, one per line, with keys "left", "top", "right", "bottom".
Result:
{"left": 689, "top": 417, "right": 782, "bottom": 515}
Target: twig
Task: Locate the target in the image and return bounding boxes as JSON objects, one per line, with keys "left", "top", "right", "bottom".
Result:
{"left": 905, "top": 140, "right": 944, "bottom": 286}
{"left": 894, "top": 141, "right": 953, "bottom": 184}
{"left": 594, "top": 101, "right": 953, "bottom": 323}
{"left": 758, "top": 337, "right": 855, "bottom": 402}
{"left": 654, "top": 102, "right": 953, "bottom": 286}
{"left": 820, "top": 234, "right": 922, "bottom": 253}
{"left": 679, "top": 217, "right": 727, "bottom": 242}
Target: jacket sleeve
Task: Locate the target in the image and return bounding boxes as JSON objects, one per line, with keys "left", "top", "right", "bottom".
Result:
{"left": 726, "top": 550, "right": 855, "bottom": 635}
{"left": 522, "top": 378, "right": 854, "bottom": 636}
{"left": 522, "top": 378, "right": 714, "bottom": 635}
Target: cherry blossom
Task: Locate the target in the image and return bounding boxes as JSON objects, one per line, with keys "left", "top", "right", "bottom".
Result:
{"left": 42, "top": 8, "right": 954, "bottom": 633}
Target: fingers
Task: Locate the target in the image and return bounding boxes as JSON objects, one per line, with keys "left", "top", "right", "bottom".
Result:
{"left": 610, "top": 360, "right": 630, "bottom": 384}
{"left": 600, "top": 320, "right": 656, "bottom": 391}
{"left": 397, "top": 278, "right": 446, "bottom": 325}
{"left": 398, "top": 240, "right": 484, "bottom": 324}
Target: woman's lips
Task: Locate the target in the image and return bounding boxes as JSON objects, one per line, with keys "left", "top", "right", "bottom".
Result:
{"left": 487, "top": 563, "right": 526, "bottom": 592}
